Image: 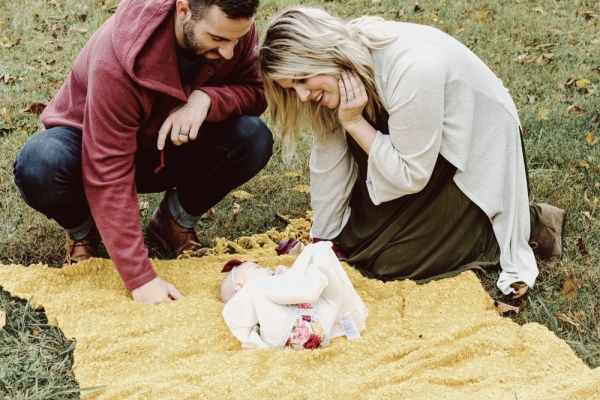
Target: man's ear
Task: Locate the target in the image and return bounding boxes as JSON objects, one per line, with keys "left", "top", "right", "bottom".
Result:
{"left": 234, "top": 282, "right": 244, "bottom": 292}
{"left": 175, "top": 0, "right": 192, "bottom": 22}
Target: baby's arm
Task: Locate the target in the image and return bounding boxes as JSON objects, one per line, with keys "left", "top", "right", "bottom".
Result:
{"left": 274, "top": 265, "right": 290, "bottom": 275}
{"left": 262, "top": 264, "right": 328, "bottom": 305}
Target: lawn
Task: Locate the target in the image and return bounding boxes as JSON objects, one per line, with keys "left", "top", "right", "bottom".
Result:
{"left": 1, "top": 0, "right": 599, "bottom": 397}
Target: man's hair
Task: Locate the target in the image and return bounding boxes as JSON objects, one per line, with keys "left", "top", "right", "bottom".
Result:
{"left": 189, "top": 0, "right": 259, "bottom": 20}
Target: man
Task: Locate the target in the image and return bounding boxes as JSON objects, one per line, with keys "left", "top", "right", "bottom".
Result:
{"left": 13, "top": 0, "right": 272, "bottom": 304}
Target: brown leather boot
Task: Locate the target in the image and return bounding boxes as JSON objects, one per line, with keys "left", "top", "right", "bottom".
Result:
{"left": 63, "top": 225, "right": 100, "bottom": 267}
{"left": 146, "top": 197, "right": 210, "bottom": 258}
{"left": 529, "top": 203, "right": 566, "bottom": 261}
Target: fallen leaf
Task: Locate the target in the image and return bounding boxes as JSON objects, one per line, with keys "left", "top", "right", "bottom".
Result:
{"left": 283, "top": 172, "right": 301, "bottom": 178}
{"left": 537, "top": 108, "right": 550, "bottom": 120}
{"left": 510, "top": 282, "right": 529, "bottom": 300}
{"left": 555, "top": 313, "right": 582, "bottom": 330}
{"left": 496, "top": 301, "right": 522, "bottom": 315}
{"left": 138, "top": 201, "right": 149, "bottom": 213}
{"left": 275, "top": 213, "right": 291, "bottom": 224}
{"left": 587, "top": 130, "right": 598, "bottom": 145}
{"left": 291, "top": 185, "right": 310, "bottom": 193}
{"left": 470, "top": 10, "right": 493, "bottom": 21}
{"left": 0, "top": 310, "right": 5, "bottom": 328}
{"left": 1, "top": 107, "right": 12, "bottom": 123}
{"left": 546, "top": 28, "right": 563, "bottom": 36}
{"left": 576, "top": 79, "right": 590, "bottom": 88}
{"left": 21, "top": 102, "right": 46, "bottom": 115}
{"left": 574, "top": 310, "right": 586, "bottom": 321}
{"left": 231, "top": 190, "right": 253, "bottom": 200}
{"left": 414, "top": 1, "right": 421, "bottom": 12}
{"left": 560, "top": 277, "right": 581, "bottom": 298}
{"left": 396, "top": 9, "right": 405, "bottom": 18}
{"left": 532, "top": 7, "right": 545, "bottom": 13}
{"left": 232, "top": 203, "right": 240, "bottom": 217}
{"left": 201, "top": 208, "right": 215, "bottom": 220}
{"left": 582, "top": 211, "right": 598, "bottom": 225}
{"left": 2, "top": 74, "right": 9, "bottom": 84}
{"left": 535, "top": 54, "right": 544, "bottom": 64}
{"left": 456, "top": 27, "right": 464, "bottom": 34}
{"left": 583, "top": 11, "right": 596, "bottom": 20}
{"left": 577, "top": 237, "right": 589, "bottom": 258}
{"left": 566, "top": 76, "right": 577, "bottom": 86}
{"left": 542, "top": 53, "right": 554, "bottom": 61}
{"left": 567, "top": 105, "right": 584, "bottom": 115}
{"left": 32, "top": 327, "right": 42, "bottom": 336}
{"left": 515, "top": 53, "right": 529, "bottom": 62}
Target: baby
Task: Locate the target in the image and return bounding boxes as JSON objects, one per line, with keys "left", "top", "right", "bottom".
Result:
{"left": 220, "top": 241, "right": 368, "bottom": 350}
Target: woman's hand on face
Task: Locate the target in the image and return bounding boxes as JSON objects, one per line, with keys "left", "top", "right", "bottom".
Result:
{"left": 337, "top": 70, "right": 368, "bottom": 130}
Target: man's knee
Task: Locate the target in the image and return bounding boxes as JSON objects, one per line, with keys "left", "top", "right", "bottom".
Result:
{"left": 232, "top": 116, "right": 273, "bottom": 167}
{"left": 237, "top": 116, "right": 273, "bottom": 152}
{"left": 14, "top": 130, "right": 82, "bottom": 206}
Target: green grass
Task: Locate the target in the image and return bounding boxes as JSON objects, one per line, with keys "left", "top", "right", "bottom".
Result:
{"left": 1, "top": 0, "right": 599, "bottom": 396}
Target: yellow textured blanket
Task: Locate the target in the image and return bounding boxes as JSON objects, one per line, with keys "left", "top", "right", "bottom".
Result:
{"left": 1, "top": 234, "right": 599, "bottom": 399}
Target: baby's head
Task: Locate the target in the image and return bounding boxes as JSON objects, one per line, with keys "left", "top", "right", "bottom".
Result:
{"left": 220, "top": 259, "right": 274, "bottom": 303}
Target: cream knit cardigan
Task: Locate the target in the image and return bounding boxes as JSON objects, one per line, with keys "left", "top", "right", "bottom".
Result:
{"left": 309, "top": 21, "right": 538, "bottom": 295}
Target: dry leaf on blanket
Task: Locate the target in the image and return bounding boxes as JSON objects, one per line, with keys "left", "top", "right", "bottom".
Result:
{"left": 0, "top": 310, "right": 5, "bottom": 328}
{"left": 556, "top": 313, "right": 582, "bottom": 330}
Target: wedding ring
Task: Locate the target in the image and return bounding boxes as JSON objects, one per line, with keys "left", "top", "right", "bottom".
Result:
{"left": 346, "top": 93, "right": 355, "bottom": 101}
{"left": 179, "top": 130, "right": 190, "bottom": 136}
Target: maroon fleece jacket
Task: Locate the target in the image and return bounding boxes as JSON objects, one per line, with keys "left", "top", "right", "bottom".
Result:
{"left": 40, "top": 0, "right": 267, "bottom": 290}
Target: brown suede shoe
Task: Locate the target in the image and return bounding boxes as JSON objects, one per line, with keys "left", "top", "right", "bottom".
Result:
{"left": 529, "top": 203, "right": 566, "bottom": 261}
{"left": 146, "top": 197, "right": 211, "bottom": 258}
{"left": 63, "top": 225, "right": 100, "bottom": 267}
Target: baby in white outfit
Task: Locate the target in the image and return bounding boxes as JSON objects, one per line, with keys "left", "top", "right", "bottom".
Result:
{"left": 220, "top": 241, "right": 368, "bottom": 350}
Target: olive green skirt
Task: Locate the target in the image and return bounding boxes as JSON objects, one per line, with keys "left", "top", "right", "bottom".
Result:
{"left": 338, "top": 153, "right": 504, "bottom": 283}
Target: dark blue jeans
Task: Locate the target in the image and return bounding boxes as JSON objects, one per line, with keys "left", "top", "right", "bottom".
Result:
{"left": 14, "top": 116, "right": 273, "bottom": 235}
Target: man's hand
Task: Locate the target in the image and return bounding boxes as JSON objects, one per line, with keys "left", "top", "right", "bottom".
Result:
{"left": 157, "top": 90, "right": 212, "bottom": 150}
{"left": 131, "top": 276, "right": 184, "bottom": 304}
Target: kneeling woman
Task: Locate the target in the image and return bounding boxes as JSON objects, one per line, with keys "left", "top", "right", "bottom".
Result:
{"left": 258, "top": 7, "right": 565, "bottom": 296}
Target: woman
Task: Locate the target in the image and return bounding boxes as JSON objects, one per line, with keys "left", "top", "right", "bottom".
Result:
{"left": 258, "top": 7, "right": 565, "bottom": 297}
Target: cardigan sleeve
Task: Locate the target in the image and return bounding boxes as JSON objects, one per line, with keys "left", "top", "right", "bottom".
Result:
{"left": 366, "top": 45, "right": 446, "bottom": 205}
{"left": 309, "top": 127, "right": 358, "bottom": 239}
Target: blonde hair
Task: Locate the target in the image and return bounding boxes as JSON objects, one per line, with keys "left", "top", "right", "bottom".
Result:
{"left": 258, "top": 7, "right": 397, "bottom": 163}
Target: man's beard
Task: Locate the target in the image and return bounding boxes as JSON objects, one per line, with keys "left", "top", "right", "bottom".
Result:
{"left": 182, "top": 20, "right": 221, "bottom": 62}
